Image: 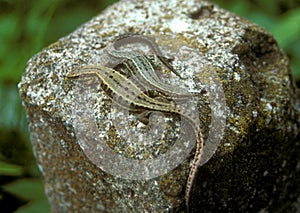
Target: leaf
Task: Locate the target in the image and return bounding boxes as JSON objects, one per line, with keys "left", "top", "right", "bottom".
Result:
{"left": 2, "top": 178, "right": 47, "bottom": 201}
{"left": 0, "top": 84, "right": 25, "bottom": 129}
{"left": 15, "top": 199, "right": 51, "bottom": 213}
{"left": 271, "top": 8, "right": 300, "bottom": 48}
{"left": 246, "top": 11, "right": 277, "bottom": 32}
{"left": 0, "top": 14, "right": 18, "bottom": 60}
{"left": 2, "top": 178, "right": 51, "bottom": 213}
{"left": 102, "top": 0, "right": 119, "bottom": 9}
{"left": 45, "top": 7, "right": 96, "bottom": 43}
{"left": 229, "top": 0, "right": 252, "bottom": 16}
{"left": 254, "top": 0, "right": 279, "bottom": 15}
{"left": 0, "top": 14, "right": 19, "bottom": 40}
{"left": 288, "top": 29, "right": 300, "bottom": 54}
{"left": 290, "top": 60, "right": 300, "bottom": 80}
{"left": 0, "top": 161, "right": 23, "bottom": 176}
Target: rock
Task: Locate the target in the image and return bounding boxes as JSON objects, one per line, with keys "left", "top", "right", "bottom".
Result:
{"left": 18, "top": 0, "right": 300, "bottom": 212}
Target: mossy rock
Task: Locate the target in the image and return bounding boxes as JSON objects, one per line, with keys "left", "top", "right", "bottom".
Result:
{"left": 18, "top": 0, "right": 300, "bottom": 212}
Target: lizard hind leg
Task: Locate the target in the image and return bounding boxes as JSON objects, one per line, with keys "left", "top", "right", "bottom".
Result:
{"left": 136, "top": 110, "right": 169, "bottom": 132}
{"left": 136, "top": 110, "right": 151, "bottom": 127}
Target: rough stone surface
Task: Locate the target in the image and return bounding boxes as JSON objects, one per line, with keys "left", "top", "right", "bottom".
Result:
{"left": 18, "top": 0, "right": 300, "bottom": 212}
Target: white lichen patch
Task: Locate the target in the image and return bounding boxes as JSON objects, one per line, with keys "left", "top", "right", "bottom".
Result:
{"left": 168, "top": 17, "right": 191, "bottom": 33}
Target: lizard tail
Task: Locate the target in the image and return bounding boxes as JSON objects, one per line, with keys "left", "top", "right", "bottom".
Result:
{"left": 185, "top": 128, "right": 204, "bottom": 209}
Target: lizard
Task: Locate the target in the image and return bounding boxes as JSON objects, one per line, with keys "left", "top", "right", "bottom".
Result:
{"left": 105, "top": 33, "right": 202, "bottom": 100}
{"left": 104, "top": 33, "right": 182, "bottom": 78}
{"left": 67, "top": 65, "right": 204, "bottom": 209}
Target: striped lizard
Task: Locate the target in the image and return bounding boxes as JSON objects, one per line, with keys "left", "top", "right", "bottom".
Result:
{"left": 105, "top": 33, "right": 201, "bottom": 100}
{"left": 106, "top": 35, "right": 205, "bottom": 207}
{"left": 67, "top": 35, "right": 203, "bottom": 207}
{"left": 105, "top": 33, "right": 181, "bottom": 77}
{"left": 67, "top": 65, "right": 204, "bottom": 209}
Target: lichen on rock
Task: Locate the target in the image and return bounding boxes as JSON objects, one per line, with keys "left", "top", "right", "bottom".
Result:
{"left": 18, "top": 0, "right": 300, "bottom": 212}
